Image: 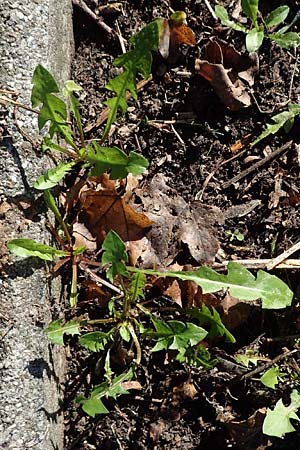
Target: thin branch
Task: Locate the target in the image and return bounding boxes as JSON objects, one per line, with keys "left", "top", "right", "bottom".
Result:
{"left": 267, "top": 240, "right": 300, "bottom": 270}
{"left": 222, "top": 141, "right": 293, "bottom": 189}
{"left": 204, "top": 0, "right": 217, "bottom": 20}
{"left": 213, "top": 258, "right": 300, "bottom": 271}
{"left": 80, "top": 264, "right": 123, "bottom": 295}
{"left": 0, "top": 95, "right": 38, "bottom": 114}
{"left": 72, "top": 0, "right": 114, "bottom": 35}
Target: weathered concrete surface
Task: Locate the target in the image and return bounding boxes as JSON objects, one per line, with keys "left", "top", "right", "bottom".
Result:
{"left": 0, "top": 1, "right": 73, "bottom": 449}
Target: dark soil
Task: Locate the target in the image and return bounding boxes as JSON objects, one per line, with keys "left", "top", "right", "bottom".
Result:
{"left": 64, "top": 1, "right": 300, "bottom": 449}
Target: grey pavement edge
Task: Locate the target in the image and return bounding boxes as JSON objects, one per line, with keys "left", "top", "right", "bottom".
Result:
{"left": 0, "top": 1, "right": 74, "bottom": 449}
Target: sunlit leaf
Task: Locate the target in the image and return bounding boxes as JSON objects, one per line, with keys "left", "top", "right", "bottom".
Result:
{"left": 260, "top": 367, "right": 286, "bottom": 389}
{"left": 147, "top": 319, "right": 207, "bottom": 353}
{"left": 7, "top": 238, "right": 70, "bottom": 261}
{"left": 31, "top": 65, "right": 74, "bottom": 146}
{"left": 103, "top": 19, "right": 160, "bottom": 140}
{"left": 119, "top": 323, "right": 131, "bottom": 342}
{"left": 79, "top": 331, "right": 113, "bottom": 352}
{"left": 235, "top": 351, "right": 265, "bottom": 368}
{"left": 269, "top": 32, "right": 300, "bottom": 49}
{"left": 45, "top": 319, "right": 80, "bottom": 345}
{"left": 246, "top": 28, "right": 264, "bottom": 52}
{"left": 77, "top": 368, "right": 134, "bottom": 417}
{"left": 86, "top": 143, "right": 148, "bottom": 179}
{"left": 265, "top": 6, "right": 289, "bottom": 28}
{"left": 34, "top": 161, "right": 76, "bottom": 190}
{"left": 131, "top": 262, "right": 293, "bottom": 309}
{"left": 252, "top": 103, "right": 300, "bottom": 145}
{"left": 215, "top": 5, "right": 247, "bottom": 32}
{"left": 263, "top": 390, "right": 300, "bottom": 437}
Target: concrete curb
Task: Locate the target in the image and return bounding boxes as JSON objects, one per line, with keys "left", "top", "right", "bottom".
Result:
{"left": 0, "top": 1, "right": 73, "bottom": 449}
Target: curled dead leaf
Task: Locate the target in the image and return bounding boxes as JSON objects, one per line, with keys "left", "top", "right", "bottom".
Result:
{"left": 195, "top": 38, "right": 259, "bottom": 111}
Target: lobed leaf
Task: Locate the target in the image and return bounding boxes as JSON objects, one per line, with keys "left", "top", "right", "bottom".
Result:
{"left": 148, "top": 319, "right": 207, "bottom": 353}
{"left": 77, "top": 369, "right": 134, "bottom": 417}
{"left": 45, "top": 319, "right": 80, "bottom": 345}
{"left": 263, "top": 390, "right": 300, "bottom": 437}
{"left": 7, "top": 238, "right": 70, "bottom": 261}
{"left": 31, "top": 64, "right": 59, "bottom": 107}
{"left": 85, "top": 143, "right": 148, "bottom": 179}
{"left": 79, "top": 331, "right": 113, "bottom": 352}
{"left": 31, "top": 65, "right": 74, "bottom": 146}
{"left": 103, "top": 19, "right": 161, "bottom": 139}
{"left": 132, "top": 262, "right": 293, "bottom": 309}
{"left": 187, "top": 305, "right": 236, "bottom": 343}
{"left": 260, "top": 367, "right": 285, "bottom": 389}
{"left": 128, "top": 271, "right": 146, "bottom": 302}
{"left": 102, "top": 230, "right": 128, "bottom": 282}
{"left": 235, "top": 351, "right": 264, "bottom": 367}
{"left": 34, "top": 161, "right": 76, "bottom": 190}
{"left": 252, "top": 103, "right": 300, "bottom": 145}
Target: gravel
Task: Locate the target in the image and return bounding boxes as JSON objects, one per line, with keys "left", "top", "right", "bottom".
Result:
{"left": 0, "top": 1, "right": 73, "bottom": 449}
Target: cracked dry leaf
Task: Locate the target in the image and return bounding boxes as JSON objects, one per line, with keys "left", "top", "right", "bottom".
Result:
{"left": 73, "top": 188, "right": 152, "bottom": 251}
{"left": 129, "top": 174, "right": 221, "bottom": 267}
{"left": 195, "top": 38, "right": 259, "bottom": 111}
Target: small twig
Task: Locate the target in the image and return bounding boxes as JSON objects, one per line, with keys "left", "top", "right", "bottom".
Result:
{"left": 0, "top": 88, "right": 19, "bottom": 96}
{"left": 222, "top": 141, "right": 293, "bottom": 189}
{"left": 72, "top": 0, "right": 114, "bottom": 35}
{"left": 267, "top": 240, "right": 300, "bottom": 270}
{"left": 0, "top": 325, "right": 13, "bottom": 341}
{"left": 13, "top": 105, "right": 38, "bottom": 147}
{"left": 115, "top": 19, "right": 126, "bottom": 54}
{"left": 204, "top": 0, "right": 217, "bottom": 20}
{"left": 80, "top": 264, "right": 123, "bottom": 295}
{"left": 0, "top": 95, "right": 38, "bottom": 114}
{"left": 170, "top": 123, "right": 185, "bottom": 146}
{"left": 196, "top": 149, "right": 248, "bottom": 200}
{"left": 266, "top": 335, "right": 300, "bottom": 343}
{"left": 288, "top": 52, "right": 298, "bottom": 101}
{"left": 240, "top": 349, "right": 298, "bottom": 382}
{"left": 84, "top": 76, "right": 152, "bottom": 133}
{"left": 213, "top": 258, "right": 300, "bottom": 271}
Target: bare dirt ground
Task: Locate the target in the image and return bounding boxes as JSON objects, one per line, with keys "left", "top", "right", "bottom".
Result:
{"left": 63, "top": 1, "right": 300, "bottom": 448}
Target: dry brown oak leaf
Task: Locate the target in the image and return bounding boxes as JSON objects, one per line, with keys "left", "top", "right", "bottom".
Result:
{"left": 129, "top": 174, "right": 221, "bottom": 267}
{"left": 195, "top": 37, "right": 259, "bottom": 111}
{"left": 72, "top": 188, "right": 153, "bottom": 252}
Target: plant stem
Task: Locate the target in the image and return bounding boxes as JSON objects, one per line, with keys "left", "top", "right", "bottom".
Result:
{"left": 84, "top": 318, "right": 116, "bottom": 325}
{"left": 70, "top": 258, "right": 78, "bottom": 307}
{"left": 127, "top": 322, "right": 142, "bottom": 365}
